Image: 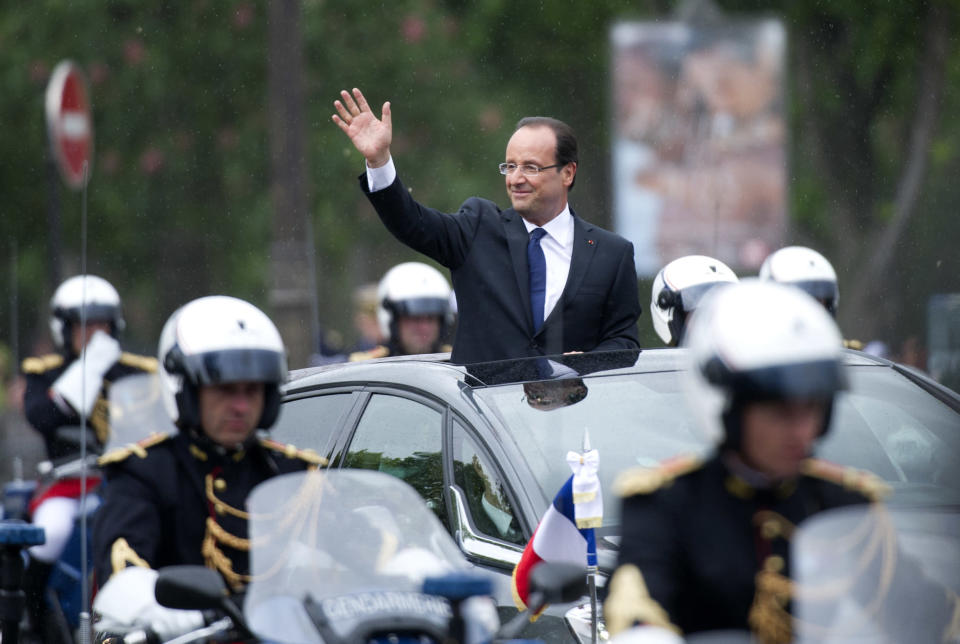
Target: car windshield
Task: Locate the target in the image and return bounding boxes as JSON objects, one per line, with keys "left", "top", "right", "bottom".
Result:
{"left": 475, "top": 367, "right": 711, "bottom": 533}
{"left": 820, "top": 366, "right": 960, "bottom": 507}
{"left": 473, "top": 357, "right": 960, "bottom": 533}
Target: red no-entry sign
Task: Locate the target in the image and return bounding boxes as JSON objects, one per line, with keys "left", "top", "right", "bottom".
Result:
{"left": 45, "top": 60, "right": 94, "bottom": 189}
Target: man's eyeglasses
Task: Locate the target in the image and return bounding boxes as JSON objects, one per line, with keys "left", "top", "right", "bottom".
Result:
{"left": 498, "top": 163, "right": 562, "bottom": 176}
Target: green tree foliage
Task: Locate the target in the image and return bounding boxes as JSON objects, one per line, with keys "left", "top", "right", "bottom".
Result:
{"left": 1, "top": 0, "right": 957, "bottom": 366}
{"left": 1, "top": 2, "right": 273, "bottom": 356}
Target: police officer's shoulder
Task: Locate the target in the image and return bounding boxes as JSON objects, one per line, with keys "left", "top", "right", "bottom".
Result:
{"left": 117, "top": 352, "right": 159, "bottom": 373}
{"left": 98, "top": 432, "right": 173, "bottom": 467}
{"left": 613, "top": 454, "right": 704, "bottom": 498}
{"left": 801, "top": 458, "right": 890, "bottom": 502}
{"left": 259, "top": 437, "right": 328, "bottom": 467}
{"left": 21, "top": 353, "right": 64, "bottom": 374}
{"left": 349, "top": 345, "right": 390, "bottom": 362}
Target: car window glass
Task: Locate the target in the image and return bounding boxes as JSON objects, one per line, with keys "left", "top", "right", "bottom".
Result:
{"left": 271, "top": 393, "right": 353, "bottom": 457}
{"left": 342, "top": 394, "right": 446, "bottom": 529}
{"left": 476, "top": 371, "right": 711, "bottom": 529}
{"left": 452, "top": 421, "right": 524, "bottom": 546}
{"left": 820, "top": 366, "right": 960, "bottom": 505}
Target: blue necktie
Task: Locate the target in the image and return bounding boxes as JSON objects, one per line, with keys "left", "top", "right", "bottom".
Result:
{"left": 528, "top": 228, "right": 547, "bottom": 333}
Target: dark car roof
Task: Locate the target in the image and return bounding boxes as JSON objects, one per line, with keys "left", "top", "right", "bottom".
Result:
{"left": 284, "top": 347, "right": 903, "bottom": 394}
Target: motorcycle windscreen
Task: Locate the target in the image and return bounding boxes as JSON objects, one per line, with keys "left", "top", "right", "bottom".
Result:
{"left": 106, "top": 372, "right": 178, "bottom": 451}
{"left": 790, "top": 505, "right": 960, "bottom": 643}
{"left": 244, "top": 469, "right": 471, "bottom": 643}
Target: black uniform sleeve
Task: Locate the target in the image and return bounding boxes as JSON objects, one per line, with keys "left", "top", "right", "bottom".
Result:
{"left": 92, "top": 465, "right": 164, "bottom": 585}
{"left": 22, "top": 371, "right": 76, "bottom": 440}
{"left": 618, "top": 493, "right": 683, "bottom": 616}
{"left": 605, "top": 491, "right": 684, "bottom": 635}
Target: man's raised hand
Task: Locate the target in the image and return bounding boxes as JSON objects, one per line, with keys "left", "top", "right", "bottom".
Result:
{"left": 332, "top": 88, "right": 392, "bottom": 168}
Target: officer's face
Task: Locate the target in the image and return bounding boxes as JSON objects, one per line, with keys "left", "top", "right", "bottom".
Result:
{"left": 740, "top": 399, "right": 824, "bottom": 479}
{"left": 198, "top": 381, "right": 265, "bottom": 448}
{"left": 504, "top": 126, "right": 575, "bottom": 226}
{"left": 71, "top": 321, "right": 111, "bottom": 354}
{"left": 396, "top": 314, "right": 441, "bottom": 355}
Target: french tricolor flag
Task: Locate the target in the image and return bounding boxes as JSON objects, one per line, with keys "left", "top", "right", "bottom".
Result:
{"left": 511, "top": 449, "right": 602, "bottom": 614}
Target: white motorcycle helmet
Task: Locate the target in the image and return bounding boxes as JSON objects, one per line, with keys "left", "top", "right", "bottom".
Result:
{"left": 377, "top": 262, "right": 452, "bottom": 344}
{"left": 49, "top": 274, "right": 126, "bottom": 354}
{"left": 157, "top": 296, "right": 287, "bottom": 433}
{"left": 682, "top": 279, "right": 846, "bottom": 449}
{"left": 651, "top": 255, "right": 738, "bottom": 346}
{"left": 759, "top": 246, "right": 839, "bottom": 316}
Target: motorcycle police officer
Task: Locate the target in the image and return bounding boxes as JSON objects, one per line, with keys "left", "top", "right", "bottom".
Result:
{"left": 350, "top": 261, "right": 453, "bottom": 360}
{"left": 605, "top": 280, "right": 959, "bottom": 643}
{"left": 92, "top": 296, "right": 324, "bottom": 640}
{"left": 759, "top": 245, "right": 864, "bottom": 350}
{"left": 20, "top": 274, "right": 157, "bottom": 638}
{"left": 650, "top": 255, "right": 738, "bottom": 347}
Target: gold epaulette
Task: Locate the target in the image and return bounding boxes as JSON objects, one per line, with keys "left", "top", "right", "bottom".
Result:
{"left": 349, "top": 345, "right": 390, "bottom": 362}
{"left": 98, "top": 432, "right": 172, "bottom": 465}
{"left": 801, "top": 458, "right": 890, "bottom": 501}
{"left": 118, "top": 352, "right": 159, "bottom": 373}
{"left": 613, "top": 454, "right": 703, "bottom": 498}
{"left": 843, "top": 338, "right": 864, "bottom": 350}
{"left": 21, "top": 354, "right": 64, "bottom": 374}
{"left": 259, "top": 437, "right": 328, "bottom": 466}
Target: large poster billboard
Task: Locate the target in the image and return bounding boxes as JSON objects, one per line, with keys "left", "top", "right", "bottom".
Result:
{"left": 611, "top": 19, "right": 787, "bottom": 277}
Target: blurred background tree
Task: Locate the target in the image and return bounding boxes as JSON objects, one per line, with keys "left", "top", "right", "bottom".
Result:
{"left": 1, "top": 0, "right": 957, "bottom": 370}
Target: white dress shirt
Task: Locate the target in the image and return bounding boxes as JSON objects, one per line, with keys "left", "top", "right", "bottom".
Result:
{"left": 366, "top": 157, "right": 574, "bottom": 323}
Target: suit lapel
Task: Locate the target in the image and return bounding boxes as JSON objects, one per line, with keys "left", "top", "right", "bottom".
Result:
{"left": 539, "top": 211, "right": 597, "bottom": 334}
{"left": 503, "top": 209, "right": 535, "bottom": 331}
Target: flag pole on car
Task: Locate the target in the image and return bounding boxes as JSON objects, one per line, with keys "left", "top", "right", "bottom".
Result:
{"left": 510, "top": 430, "right": 603, "bottom": 640}
{"left": 581, "top": 430, "right": 599, "bottom": 644}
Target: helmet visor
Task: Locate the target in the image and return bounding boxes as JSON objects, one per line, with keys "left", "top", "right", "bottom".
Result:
{"left": 792, "top": 280, "right": 838, "bottom": 304}
{"left": 722, "top": 359, "right": 847, "bottom": 401}
{"left": 182, "top": 349, "right": 287, "bottom": 386}
{"left": 392, "top": 297, "right": 448, "bottom": 317}
{"left": 56, "top": 303, "right": 120, "bottom": 323}
{"left": 679, "top": 282, "right": 727, "bottom": 312}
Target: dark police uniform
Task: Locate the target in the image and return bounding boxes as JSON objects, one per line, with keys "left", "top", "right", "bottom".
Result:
{"left": 21, "top": 352, "right": 157, "bottom": 460}
{"left": 92, "top": 433, "right": 325, "bottom": 591}
{"left": 604, "top": 454, "right": 960, "bottom": 642}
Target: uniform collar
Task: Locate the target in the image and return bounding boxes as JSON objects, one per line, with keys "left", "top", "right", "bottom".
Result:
{"left": 722, "top": 452, "right": 798, "bottom": 500}
{"left": 187, "top": 431, "right": 251, "bottom": 464}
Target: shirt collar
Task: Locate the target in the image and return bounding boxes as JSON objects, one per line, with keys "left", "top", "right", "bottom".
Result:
{"left": 523, "top": 204, "right": 574, "bottom": 248}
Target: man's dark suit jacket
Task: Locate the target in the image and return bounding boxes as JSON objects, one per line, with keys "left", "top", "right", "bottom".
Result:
{"left": 362, "top": 174, "right": 641, "bottom": 364}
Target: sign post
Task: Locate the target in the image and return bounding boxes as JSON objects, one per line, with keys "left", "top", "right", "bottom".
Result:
{"left": 45, "top": 60, "right": 94, "bottom": 190}
{"left": 43, "top": 59, "right": 97, "bottom": 644}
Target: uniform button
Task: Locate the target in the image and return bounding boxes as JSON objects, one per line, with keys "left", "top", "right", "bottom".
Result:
{"left": 761, "top": 519, "right": 780, "bottom": 540}
{"left": 764, "top": 555, "right": 785, "bottom": 573}
{"left": 214, "top": 478, "right": 227, "bottom": 492}
{"left": 215, "top": 503, "right": 225, "bottom": 515}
